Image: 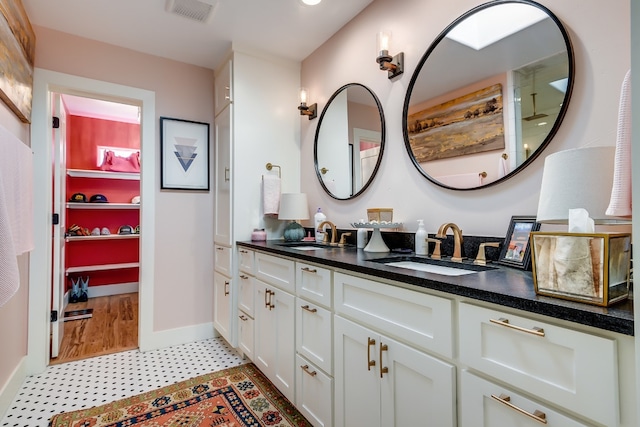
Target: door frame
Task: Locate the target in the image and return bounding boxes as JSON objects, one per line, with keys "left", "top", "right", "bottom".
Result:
{"left": 27, "top": 69, "right": 156, "bottom": 374}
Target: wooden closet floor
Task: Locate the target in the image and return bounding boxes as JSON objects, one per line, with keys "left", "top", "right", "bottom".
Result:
{"left": 50, "top": 292, "right": 139, "bottom": 365}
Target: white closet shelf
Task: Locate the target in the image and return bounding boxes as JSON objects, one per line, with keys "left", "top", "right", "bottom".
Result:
{"left": 65, "top": 262, "right": 139, "bottom": 275}
{"left": 66, "top": 234, "right": 139, "bottom": 242}
{"left": 67, "top": 169, "right": 140, "bottom": 180}
{"left": 66, "top": 203, "right": 140, "bottom": 210}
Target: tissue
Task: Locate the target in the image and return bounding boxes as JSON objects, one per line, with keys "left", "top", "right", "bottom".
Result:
{"left": 568, "top": 208, "right": 594, "bottom": 233}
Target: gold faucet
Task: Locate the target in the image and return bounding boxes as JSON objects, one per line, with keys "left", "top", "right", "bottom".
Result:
{"left": 436, "top": 223, "right": 464, "bottom": 262}
{"left": 474, "top": 242, "right": 500, "bottom": 266}
{"left": 317, "top": 220, "right": 338, "bottom": 245}
{"left": 338, "top": 232, "right": 351, "bottom": 247}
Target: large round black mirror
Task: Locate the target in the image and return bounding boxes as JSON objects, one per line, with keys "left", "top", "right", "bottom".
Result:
{"left": 403, "top": 0, "right": 574, "bottom": 190}
{"left": 315, "top": 83, "right": 385, "bottom": 199}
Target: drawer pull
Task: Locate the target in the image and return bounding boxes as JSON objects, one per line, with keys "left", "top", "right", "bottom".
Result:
{"left": 239, "top": 249, "right": 248, "bottom": 254}
{"left": 491, "top": 394, "right": 547, "bottom": 424}
{"left": 240, "top": 274, "right": 249, "bottom": 280}
{"left": 301, "top": 267, "right": 317, "bottom": 273}
{"left": 264, "top": 289, "right": 271, "bottom": 308}
{"left": 239, "top": 315, "right": 248, "bottom": 321}
{"left": 490, "top": 317, "right": 545, "bottom": 337}
{"left": 224, "top": 281, "right": 230, "bottom": 296}
{"left": 379, "top": 343, "right": 388, "bottom": 378}
{"left": 367, "top": 337, "right": 376, "bottom": 371}
{"left": 300, "top": 364, "right": 317, "bottom": 377}
{"left": 216, "top": 247, "right": 224, "bottom": 251}
{"left": 301, "top": 305, "right": 317, "bottom": 313}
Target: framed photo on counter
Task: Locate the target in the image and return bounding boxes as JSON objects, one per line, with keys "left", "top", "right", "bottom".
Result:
{"left": 498, "top": 215, "right": 540, "bottom": 270}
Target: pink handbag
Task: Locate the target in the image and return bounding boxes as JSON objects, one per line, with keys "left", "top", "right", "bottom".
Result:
{"left": 100, "top": 150, "right": 140, "bottom": 173}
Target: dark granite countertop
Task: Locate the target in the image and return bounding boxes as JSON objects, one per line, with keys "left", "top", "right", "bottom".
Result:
{"left": 238, "top": 240, "right": 635, "bottom": 336}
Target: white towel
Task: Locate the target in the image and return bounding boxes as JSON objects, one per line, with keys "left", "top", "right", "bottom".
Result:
{"left": 262, "top": 174, "right": 281, "bottom": 216}
{"left": 498, "top": 155, "right": 509, "bottom": 178}
{"left": 606, "top": 69, "right": 632, "bottom": 217}
{"left": 435, "top": 172, "right": 483, "bottom": 188}
{"left": 0, "top": 125, "right": 34, "bottom": 307}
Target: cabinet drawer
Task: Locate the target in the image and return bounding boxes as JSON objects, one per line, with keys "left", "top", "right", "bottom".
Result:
{"left": 255, "top": 252, "right": 295, "bottom": 293}
{"left": 238, "top": 273, "right": 254, "bottom": 317}
{"left": 238, "top": 311, "right": 254, "bottom": 361}
{"left": 296, "top": 354, "right": 333, "bottom": 427}
{"left": 296, "top": 262, "right": 332, "bottom": 308}
{"left": 459, "top": 302, "right": 618, "bottom": 427}
{"left": 238, "top": 248, "right": 254, "bottom": 274}
{"left": 460, "top": 370, "right": 589, "bottom": 427}
{"left": 296, "top": 297, "right": 332, "bottom": 374}
{"left": 214, "top": 245, "right": 232, "bottom": 276}
{"left": 334, "top": 272, "right": 453, "bottom": 358}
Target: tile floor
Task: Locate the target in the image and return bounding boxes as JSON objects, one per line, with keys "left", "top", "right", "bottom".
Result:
{"left": 1, "top": 337, "right": 245, "bottom": 427}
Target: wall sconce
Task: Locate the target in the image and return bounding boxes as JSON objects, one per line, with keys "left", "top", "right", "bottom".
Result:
{"left": 376, "top": 31, "right": 404, "bottom": 79}
{"left": 298, "top": 87, "right": 317, "bottom": 120}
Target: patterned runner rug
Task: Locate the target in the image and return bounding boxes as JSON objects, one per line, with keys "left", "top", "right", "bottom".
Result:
{"left": 48, "top": 363, "right": 312, "bottom": 427}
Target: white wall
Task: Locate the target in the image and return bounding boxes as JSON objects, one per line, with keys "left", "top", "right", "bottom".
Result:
{"left": 300, "top": 0, "right": 630, "bottom": 237}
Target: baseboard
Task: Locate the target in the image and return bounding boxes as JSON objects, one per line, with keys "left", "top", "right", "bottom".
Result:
{"left": 139, "top": 322, "right": 215, "bottom": 352}
{"left": 89, "top": 282, "right": 139, "bottom": 298}
{"left": 0, "top": 356, "right": 27, "bottom": 421}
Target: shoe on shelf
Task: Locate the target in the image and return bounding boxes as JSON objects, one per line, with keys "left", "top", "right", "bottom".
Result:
{"left": 91, "top": 227, "right": 101, "bottom": 236}
{"left": 70, "top": 277, "right": 80, "bottom": 304}
{"left": 101, "top": 227, "right": 111, "bottom": 235}
{"left": 134, "top": 225, "right": 140, "bottom": 234}
{"left": 79, "top": 276, "right": 89, "bottom": 302}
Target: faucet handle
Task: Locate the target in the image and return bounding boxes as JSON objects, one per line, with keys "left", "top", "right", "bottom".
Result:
{"left": 474, "top": 242, "right": 500, "bottom": 265}
{"left": 338, "top": 232, "right": 352, "bottom": 247}
{"left": 426, "top": 237, "right": 442, "bottom": 259}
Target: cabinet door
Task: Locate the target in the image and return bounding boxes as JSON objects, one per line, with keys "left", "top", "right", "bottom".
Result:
{"left": 296, "top": 354, "right": 333, "bottom": 427}
{"left": 238, "top": 248, "right": 254, "bottom": 274}
{"left": 214, "top": 105, "right": 232, "bottom": 246}
{"left": 460, "top": 370, "right": 590, "bottom": 427}
{"left": 380, "top": 335, "right": 456, "bottom": 427}
{"left": 214, "top": 244, "right": 232, "bottom": 276}
{"left": 215, "top": 59, "right": 232, "bottom": 116}
{"left": 334, "top": 316, "right": 381, "bottom": 427}
{"left": 254, "top": 281, "right": 295, "bottom": 402}
{"left": 296, "top": 297, "right": 332, "bottom": 374}
{"left": 238, "top": 310, "right": 254, "bottom": 361}
{"left": 296, "top": 262, "right": 332, "bottom": 308}
{"left": 238, "top": 273, "right": 254, "bottom": 317}
{"left": 213, "top": 271, "right": 232, "bottom": 343}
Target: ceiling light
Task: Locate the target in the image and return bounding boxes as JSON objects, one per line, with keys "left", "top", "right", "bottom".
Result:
{"left": 549, "top": 78, "right": 568, "bottom": 93}
{"left": 300, "top": 0, "right": 322, "bottom": 5}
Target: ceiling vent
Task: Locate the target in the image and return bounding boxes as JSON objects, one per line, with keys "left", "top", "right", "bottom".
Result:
{"left": 165, "top": 0, "right": 218, "bottom": 23}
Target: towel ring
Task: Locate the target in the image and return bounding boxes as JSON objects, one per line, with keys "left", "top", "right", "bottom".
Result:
{"left": 265, "top": 162, "right": 281, "bottom": 178}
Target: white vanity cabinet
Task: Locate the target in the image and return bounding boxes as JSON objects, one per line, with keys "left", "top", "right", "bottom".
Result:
{"left": 237, "top": 248, "right": 255, "bottom": 360}
{"left": 214, "top": 59, "right": 232, "bottom": 116}
{"left": 459, "top": 302, "right": 619, "bottom": 427}
{"left": 253, "top": 253, "right": 296, "bottom": 402}
{"left": 334, "top": 272, "right": 456, "bottom": 427}
{"left": 295, "top": 262, "right": 333, "bottom": 427}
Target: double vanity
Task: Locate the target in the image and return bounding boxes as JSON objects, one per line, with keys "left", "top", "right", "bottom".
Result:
{"left": 232, "top": 240, "right": 635, "bottom": 427}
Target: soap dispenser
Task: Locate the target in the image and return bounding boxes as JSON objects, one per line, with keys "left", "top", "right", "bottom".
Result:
{"left": 314, "top": 208, "right": 327, "bottom": 243}
{"left": 415, "top": 220, "right": 428, "bottom": 255}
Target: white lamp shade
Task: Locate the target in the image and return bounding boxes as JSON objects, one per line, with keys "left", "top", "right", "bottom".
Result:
{"left": 536, "top": 146, "right": 627, "bottom": 224}
{"left": 278, "top": 193, "right": 310, "bottom": 221}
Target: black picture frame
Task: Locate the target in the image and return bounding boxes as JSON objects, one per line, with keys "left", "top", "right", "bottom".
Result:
{"left": 160, "top": 117, "right": 210, "bottom": 191}
{"left": 498, "top": 215, "right": 541, "bottom": 270}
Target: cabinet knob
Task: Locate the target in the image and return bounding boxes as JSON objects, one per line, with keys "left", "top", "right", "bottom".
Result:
{"left": 367, "top": 337, "right": 376, "bottom": 371}
{"left": 379, "top": 343, "right": 388, "bottom": 378}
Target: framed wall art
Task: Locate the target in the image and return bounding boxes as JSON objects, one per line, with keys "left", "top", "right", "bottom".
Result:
{"left": 160, "top": 117, "right": 210, "bottom": 191}
{"left": 0, "top": 0, "right": 35, "bottom": 123}
{"left": 497, "top": 215, "right": 540, "bottom": 270}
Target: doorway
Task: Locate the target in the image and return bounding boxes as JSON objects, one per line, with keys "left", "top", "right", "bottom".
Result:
{"left": 50, "top": 92, "right": 142, "bottom": 363}
{"left": 28, "top": 69, "right": 157, "bottom": 374}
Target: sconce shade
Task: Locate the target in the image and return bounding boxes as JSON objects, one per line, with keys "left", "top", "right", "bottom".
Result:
{"left": 536, "top": 146, "right": 628, "bottom": 224}
{"left": 278, "top": 193, "right": 310, "bottom": 221}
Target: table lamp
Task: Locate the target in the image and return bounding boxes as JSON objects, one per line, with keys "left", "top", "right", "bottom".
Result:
{"left": 536, "top": 146, "right": 628, "bottom": 225}
{"left": 278, "top": 193, "right": 310, "bottom": 241}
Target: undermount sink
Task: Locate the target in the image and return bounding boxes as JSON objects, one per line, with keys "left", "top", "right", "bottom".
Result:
{"left": 371, "top": 256, "right": 497, "bottom": 276}
{"left": 277, "top": 241, "right": 338, "bottom": 250}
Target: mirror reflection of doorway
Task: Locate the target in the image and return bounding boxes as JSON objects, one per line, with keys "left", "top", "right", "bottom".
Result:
{"left": 50, "top": 93, "right": 141, "bottom": 365}
{"left": 353, "top": 127, "right": 382, "bottom": 195}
